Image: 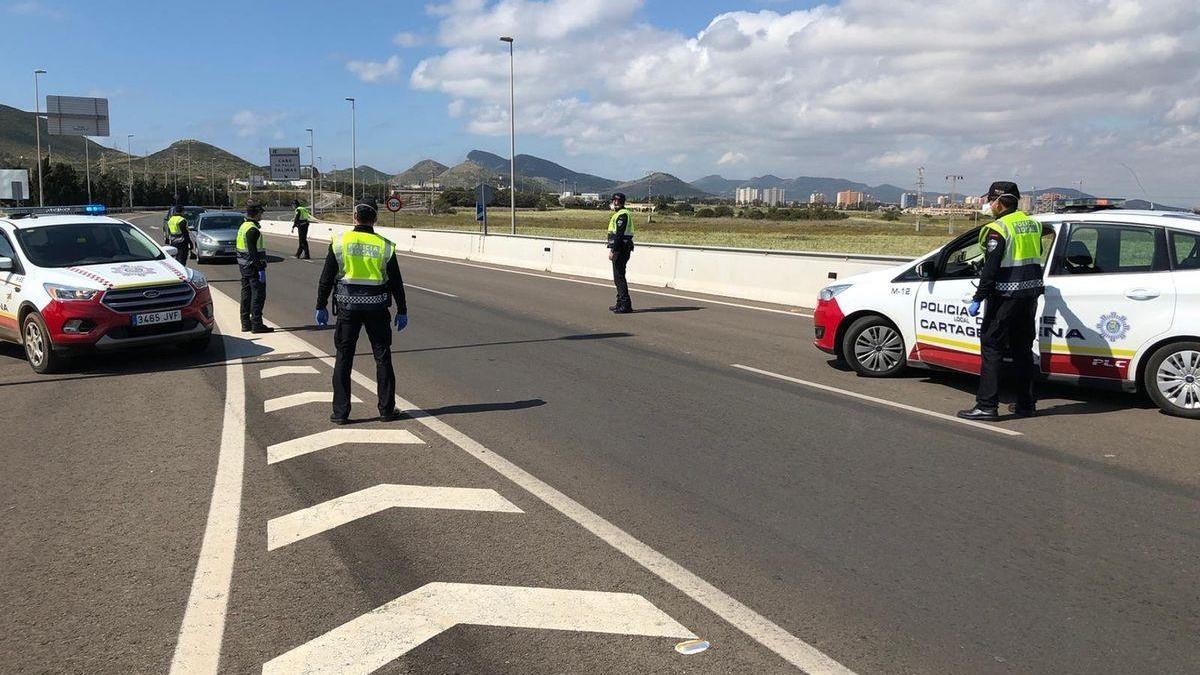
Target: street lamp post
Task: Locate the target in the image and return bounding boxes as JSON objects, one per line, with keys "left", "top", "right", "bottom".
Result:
{"left": 500, "top": 36, "right": 516, "bottom": 234}
{"left": 33, "top": 69, "right": 46, "bottom": 206}
{"left": 317, "top": 156, "right": 323, "bottom": 195}
{"left": 306, "top": 128, "right": 315, "bottom": 211}
{"left": 345, "top": 98, "right": 356, "bottom": 202}
{"left": 945, "top": 174, "right": 963, "bottom": 234}
{"left": 126, "top": 134, "right": 135, "bottom": 208}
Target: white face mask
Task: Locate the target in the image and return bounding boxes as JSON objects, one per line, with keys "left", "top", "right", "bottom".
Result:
{"left": 610, "top": 203, "right": 618, "bottom": 211}
{"left": 979, "top": 201, "right": 994, "bottom": 216}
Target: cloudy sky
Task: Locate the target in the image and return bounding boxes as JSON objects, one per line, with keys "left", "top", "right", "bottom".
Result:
{"left": 3, "top": 0, "right": 1199, "bottom": 203}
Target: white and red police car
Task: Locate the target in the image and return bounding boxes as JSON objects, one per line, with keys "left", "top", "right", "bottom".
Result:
{"left": 0, "top": 209, "right": 214, "bottom": 373}
{"left": 813, "top": 202, "right": 1200, "bottom": 418}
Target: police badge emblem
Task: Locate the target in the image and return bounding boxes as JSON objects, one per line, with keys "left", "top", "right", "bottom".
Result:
{"left": 1095, "top": 312, "right": 1130, "bottom": 342}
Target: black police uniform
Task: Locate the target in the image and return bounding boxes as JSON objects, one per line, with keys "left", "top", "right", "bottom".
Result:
{"left": 608, "top": 205, "right": 633, "bottom": 313}
{"left": 237, "top": 217, "right": 269, "bottom": 332}
{"left": 293, "top": 206, "right": 311, "bottom": 259}
{"left": 167, "top": 210, "right": 192, "bottom": 266}
{"left": 315, "top": 225, "right": 408, "bottom": 421}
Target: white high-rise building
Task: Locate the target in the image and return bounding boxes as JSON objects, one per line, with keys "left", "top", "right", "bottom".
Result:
{"left": 762, "top": 187, "right": 786, "bottom": 206}
{"left": 809, "top": 192, "right": 827, "bottom": 205}
{"left": 900, "top": 192, "right": 918, "bottom": 209}
{"left": 735, "top": 186, "right": 760, "bottom": 204}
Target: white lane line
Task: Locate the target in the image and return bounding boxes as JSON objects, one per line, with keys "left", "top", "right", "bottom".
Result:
{"left": 397, "top": 252, "right": 812, "bottom": 317}
{"left": 406, "top": 283, "right": 458, "bottom": 298}
{"left": 267, "top": 484, "right": 523, "bottom": 550}
{"left": 267, "top": 429, "right": 424, "bottom": 464}
{"left": 264, "top": 391, "right": 360, "bottom": 413}
{"left": 169, "top": 359, "right": 245, "bottom": 674}
{"left": 260, "top": 365, "right": 320, "bottom": 379}
{"left": 731, "top": 364, "right": 1023, "bottom": 437}
{"left": 263, "top": 582, "right": 695, "bottom": 675}
{"left": 203, "top": 283, "right": 853, "bottom": 674}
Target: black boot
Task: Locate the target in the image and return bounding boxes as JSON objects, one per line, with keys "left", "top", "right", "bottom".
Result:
{"left": 1008, "top": 403, "right": 1036, "bottom": 418}
{"left": 251, "top": 324, "right": 275, "bottom": 334}
{"left": 956, "top": 407, "right": 999, "bottom": 421}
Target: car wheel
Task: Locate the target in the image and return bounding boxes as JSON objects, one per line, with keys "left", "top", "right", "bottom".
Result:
{"left": 842, "top": 315, "right": 907, "bottom": 378}
{"left": 179, "top": 333, "right": 212, "bottom": 354}
{"left": 22, "top": 312, "right": 62, "bottom": 374}
{"left": 1144, "top": 341, "right": 1200, "bottom": 419}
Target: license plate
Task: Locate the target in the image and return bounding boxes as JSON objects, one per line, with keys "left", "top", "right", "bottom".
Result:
{"left": 132, "top": 310, "right": 182, "bottom": 326}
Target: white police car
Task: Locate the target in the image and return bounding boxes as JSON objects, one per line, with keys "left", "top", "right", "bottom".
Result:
{"left": 0, "top": 208, "right": 214, "bottom": 373}
{"left": 813, "top": 203, "right": 1200, "bottom": 418}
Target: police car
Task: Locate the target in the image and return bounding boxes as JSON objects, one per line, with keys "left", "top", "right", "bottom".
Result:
{"left": 813, "top": 201, "right": 1200, "bottom": 418}
{"left": 0, "top": 208, "right": 214, "bottom": 373}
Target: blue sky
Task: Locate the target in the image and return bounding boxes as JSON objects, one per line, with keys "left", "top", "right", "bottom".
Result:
{"left": 2, "top": 0, "right": 1198, "bottom": 203}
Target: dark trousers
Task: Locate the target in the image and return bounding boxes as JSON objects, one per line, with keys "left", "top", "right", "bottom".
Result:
{"left": 238, "top": 268, "right": 266, "bottom": 328}
{"left": 977, "top": 295, "right": 1039, "bottom": 410}
{"left": 295, "top": 224, "right": 309, "bottom": 258}
{"left": 173, "top": 246, "right": 189, "bottom": 267}
{"left": 612, "top": 247, "right": 632, "bottom": 308}
{"left": 332, "top": 308, "right": 396, "bottom": 419}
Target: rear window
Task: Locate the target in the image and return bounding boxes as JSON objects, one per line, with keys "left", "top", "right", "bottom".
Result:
{"left": 1171, "top": 230, "right": 1200, "bottom": 270}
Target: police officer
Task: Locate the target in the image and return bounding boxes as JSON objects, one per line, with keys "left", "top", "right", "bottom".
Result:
{"left": 235, "top": 201, "right": 274, "bottom": 334}
{"left": 606, "top": 192, "right": 634, "bottom": 313}
{"left": 165, "top": 206, "right": 192, "bottom": 266}
{"left": 957, "top": 181, "right": 1044, "bottom": 420}
{"left": 315, "top": 198, "right": 408, "bottom": 425}
{"left": 292, "top": 199, "right": 318, "bottom": 259}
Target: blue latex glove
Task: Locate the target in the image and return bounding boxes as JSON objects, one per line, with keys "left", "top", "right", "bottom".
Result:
{"left": 315, "top": 308, "right": 329, "bottom": 327}
{"left": 394, "top": 314, "right": 408, "bottom": 332}
{"left": 257, "top": 269, "right": 266, "bottom": 284}
{"left": 967, "top": 300, "right": 981, "bottom": 317}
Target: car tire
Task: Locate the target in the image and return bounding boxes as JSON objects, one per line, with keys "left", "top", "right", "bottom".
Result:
{"left": 842, "top": 315, "right": 907, "bottom": 378}
{"left": 22, "top": 312, "right": 63, "bottom": 374}
{"left": 179, "top": 333, "right": 212, "bottom": 354}
{"left": 1143, "top": 341, "right": 1200, "bottom": 419}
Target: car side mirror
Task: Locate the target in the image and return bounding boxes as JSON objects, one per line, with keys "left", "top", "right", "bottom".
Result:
{"left": 163, "top": 245, "right": 178, "bottom": 258}
{"left": 915, "top": 260, "right": 935, "bottom": 279}
{"left": 0, "top": 256, "right": 13, "bottom": 272}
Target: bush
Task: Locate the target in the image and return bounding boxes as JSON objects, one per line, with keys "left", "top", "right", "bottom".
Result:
{"left": 673, "top": 202, "right": 694, "bottom": 214}
{"left": 695, "top": 207, "right": 716, "bottom": 218}
{"left": 881, "top": 209, "right": 900, "bottom": 221}
{"left": 713, "top": 205, "right": 734, "bottom": 217}
{"left": 747, "top": 209, "right": 766, "bottom": 220}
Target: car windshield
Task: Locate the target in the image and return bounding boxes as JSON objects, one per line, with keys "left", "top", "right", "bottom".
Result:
{"left": 198, "top": 215, "right": 243, "bottom": 232}
{"left": 15, "top": 221, "right": 165, "bottom": 268}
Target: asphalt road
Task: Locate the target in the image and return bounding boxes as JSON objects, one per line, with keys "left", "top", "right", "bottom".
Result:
{"left": 0, "top": 212, "right": 1196, "bottom": 674}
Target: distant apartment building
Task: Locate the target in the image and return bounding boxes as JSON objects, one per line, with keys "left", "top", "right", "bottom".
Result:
{"left": 937, "top": 195, "right": 949, "bottom": 207}
{"left": 836, "top": 190, "right": 866, "bottom": 208}
{"left": 809, "top": 192, "right": 827, "bottom": 205}
{"left": 900, "top": 192, "right": 918, "bottom": 209}
{"left": 1018, "top": 195, "right": 1034, "bottom": 212}
{"left": 762, "top": 187, "right": 786, "bottom": 206}
{"left": 579, "top": 193, "right": 600, "bottom": 202}
{"left": 735, "top": 186, "right": 760, "bottom": 204}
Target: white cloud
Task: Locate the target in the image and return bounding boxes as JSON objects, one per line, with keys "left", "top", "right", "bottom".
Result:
{"left": 347, "top": 55, "right": 402, "bottom": 83}
{"left": 413, "top": 0, "right": 1200, "bottom": 202}
{"left": 231, "top": 110, "right": 286, "bottom": 138}
{"left": 717, "top": 151, "right": 747, "bottom": 166}
{"left": 5, "top": 1, "right": 65, "bottom": 18}
{"left": 393, "top": 32, "right": 424, "bottom": 48}
{"left": 669, "top": 153, "right": 688, "bottom": 165}
{"left": 447, "top": 99, "right": 465, "bottom": 118}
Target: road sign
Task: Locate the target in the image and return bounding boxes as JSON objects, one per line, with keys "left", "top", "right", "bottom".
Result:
{"left": 46, "top": 96, "right": 110, "bottom": 136}
{"left": 386, "top": 195, "right": 403, "bottom": 212}
{"left": 268, "top": 147, "right": 301, "bottom": 181}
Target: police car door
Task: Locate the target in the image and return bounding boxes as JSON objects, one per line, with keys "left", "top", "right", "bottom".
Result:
{"left": 1041, "top": 221, "right": 1175, "bottom": 382}
{"left": 912, "top": 228, "right": 987, "bottom": 373}
{"left": 0, "top": 229, "right": 23, "bottom": 340}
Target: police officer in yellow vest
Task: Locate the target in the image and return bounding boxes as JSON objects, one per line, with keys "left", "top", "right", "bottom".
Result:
{"left": 958, "top": 181, "right": 1044, "bottom": 421}
{"left": 165, "top": 207, "right": 192, "bottom": 266}
{"left": 606, "top": 192, "right": 634, "bottom": 313}
{"left": 315, "top": 198, "right": 408, "bottom": 424}
{"left": 236, "top": 201, "right": 274, "bottom": 334}
{"left": 292, "top": 200, "right": 318, "bottom": 259}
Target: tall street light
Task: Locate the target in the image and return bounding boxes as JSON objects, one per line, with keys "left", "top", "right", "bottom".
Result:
{"left": 500, "top": 36, "right": 516, "bottom": 234}
{"left": 127, "top": 134, "right": 135, "bottom": 208}
{"left": 33, "top": 69, "right": 46, "bottom": 206}
{"left": 345, "top": 98, "right": 356, "bottom": 203}
{"left": 306, "top": 127, "right": 315, "bottom": 211}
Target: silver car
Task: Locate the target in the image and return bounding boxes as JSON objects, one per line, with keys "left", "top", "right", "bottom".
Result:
{"left": 191, "top": 211, "right": 245, "bottom": 263}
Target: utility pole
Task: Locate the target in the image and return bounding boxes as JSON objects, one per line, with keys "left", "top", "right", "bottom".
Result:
{"left": 306, "top": 128, "right": 315, "bottom": 211}
{"left": 126, "top": 134, "right": 135, "bottom": 208}
{"left": 500, "top": 35, "right": 516, "bottom": 234}
{"left": 945, "top": 174, "right": 963, "bottom": 234}
{"left": 345, "top": 97, "right": 356, "bottom": 202}
{"left": 83, "top": 136, "right": 93, "bottom": 203}
{"left": 172, "top": 146, "right": 178, "bottom": 201}
{"left": 915, "top": 166, "right": 925, "bottom": 232}
{"left": 33, "top": 69, "right": 46, "bottom": 206}
{"left": 187, "top": 140, "right": 192, "bottom": 195}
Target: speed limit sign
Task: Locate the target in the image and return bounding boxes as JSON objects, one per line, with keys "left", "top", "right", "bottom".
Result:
{"left": 386, "top": 195, "right": 403, "bottom": 212}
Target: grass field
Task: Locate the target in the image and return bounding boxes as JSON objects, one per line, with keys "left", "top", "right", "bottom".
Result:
{"left": 318, "top": 208, "right": 983, "bottom": 257}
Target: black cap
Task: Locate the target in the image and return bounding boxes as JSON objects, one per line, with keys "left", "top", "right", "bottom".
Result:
{"left": 245, "top": 200, "right": 264, "bottom": 214}
{"left": 983, "top": 181, "right": 1020, "bottom": 201}
{"left": 611, "top": 192, "right": 626, "bottom": 204}
{"left": 354, "top": 197, "right": 378, "bottom": 221}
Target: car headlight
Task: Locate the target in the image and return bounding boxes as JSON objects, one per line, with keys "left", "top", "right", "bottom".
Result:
{"left": 44, "top": 283, "right": 100, "bottom": 301}
{"left": 198, "top": 234, "right": 216, "bottom": 244}
{"left": 187, "top": 268, "right": 209, "bottom": 290}
{"left": 818, "top": 284, "right": 853, "bottom": 302}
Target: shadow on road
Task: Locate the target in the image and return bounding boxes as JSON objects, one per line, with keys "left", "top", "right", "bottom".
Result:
{"left": 275, "top": 329, "right": 635, "bottom": 355}
{"left": 631, "top": 306, "right": 703, "bottom": 313}
{"left": 401, "top": 398, "right": 546, "bottom": 420}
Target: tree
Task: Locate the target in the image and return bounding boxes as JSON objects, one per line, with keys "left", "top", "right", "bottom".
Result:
{"left": 713, "top": 205, "right": 734, "bottom": 217}
{"left": 695, "top": 207, "right": 716, "bottom": 218}
{"left": 881, "top": 209, "right": 900, "bottom": 221}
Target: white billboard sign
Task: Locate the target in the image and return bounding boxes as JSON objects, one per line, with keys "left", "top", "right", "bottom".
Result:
{"left": 0, "top": 169, "right": 30, "bottom": 201}
{"left": 269, "top": 147, "right": 301, "bottom": 181}
{"left": 46, "top": 96, "right": 110, "bottom": 137}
